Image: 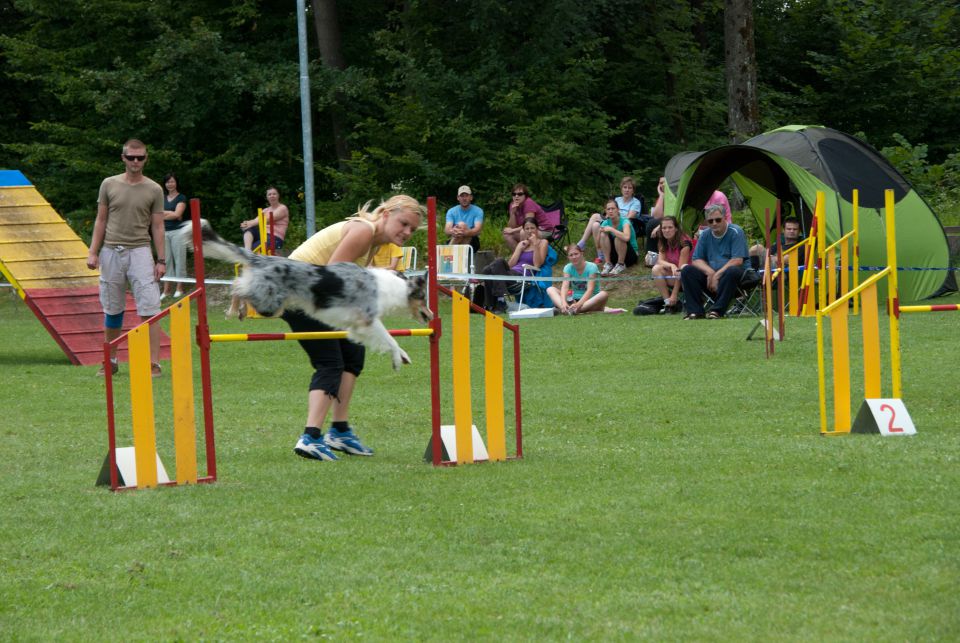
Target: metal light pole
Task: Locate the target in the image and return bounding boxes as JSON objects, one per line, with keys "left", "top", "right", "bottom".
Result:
{"left": 296, "top": 0, "right": 317, "bottom": 235}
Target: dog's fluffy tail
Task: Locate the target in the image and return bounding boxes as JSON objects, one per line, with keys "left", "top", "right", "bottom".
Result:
{"left": 177, "top": 220, "right": 256, "bottom": 266}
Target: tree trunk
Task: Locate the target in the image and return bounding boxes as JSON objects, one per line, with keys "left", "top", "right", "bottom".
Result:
{"left": 311, "top": 0, "right": 349, "bottom": 162}
{"left": 724, "top": 0, "right": 759, "bottom": 143}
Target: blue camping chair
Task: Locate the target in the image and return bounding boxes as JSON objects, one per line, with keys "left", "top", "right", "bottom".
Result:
{"left": 517, "top": 245, "right": 558, "bottom": 309}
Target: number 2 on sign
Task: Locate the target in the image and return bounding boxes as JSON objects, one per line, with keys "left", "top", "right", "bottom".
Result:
{"left": 880, "top": 403, "right": 904, "bottom": 433}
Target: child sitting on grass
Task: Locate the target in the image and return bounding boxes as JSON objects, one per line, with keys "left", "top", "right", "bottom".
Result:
{"left": 547, "top": 244, "right": 610, "bottom": 315}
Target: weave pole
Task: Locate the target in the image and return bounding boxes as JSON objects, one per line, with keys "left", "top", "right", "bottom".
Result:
{"left": 816, "top": 189, "right": 902, "bottom": 435}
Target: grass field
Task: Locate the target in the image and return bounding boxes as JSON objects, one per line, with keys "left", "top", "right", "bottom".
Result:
{"left": 1, "top": 285, "right": 958, "bottom": 640}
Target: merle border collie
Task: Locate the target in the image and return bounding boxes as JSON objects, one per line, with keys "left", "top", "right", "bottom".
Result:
{"left": 181, "top": 223, "right": 432, "bottom": 370}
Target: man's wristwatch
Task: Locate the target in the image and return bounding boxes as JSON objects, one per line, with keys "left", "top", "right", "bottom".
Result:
{"left": 157, "top": 260, "right": 166, "bottom": 265}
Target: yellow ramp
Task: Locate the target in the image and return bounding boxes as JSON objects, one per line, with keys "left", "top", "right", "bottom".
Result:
{"left": 0, "top": 170, "right": 98, "bottom": 294}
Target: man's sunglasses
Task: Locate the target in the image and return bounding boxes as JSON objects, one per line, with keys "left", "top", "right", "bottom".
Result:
{"left": 705, "top": 217, "right": 723, "bottom": 224}
{"left": 123, "top": 154, "right": 146, "bottom": 161}
{"left": 512, "top": 192, "right": 525, "bottom": 197}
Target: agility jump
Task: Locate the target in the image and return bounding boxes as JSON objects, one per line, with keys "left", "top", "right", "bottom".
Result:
{"left": 816, "top": 189, "right": 904, "bottom": 435}
{"left": 100, "top": 196, "right": 522, "bottom": 489}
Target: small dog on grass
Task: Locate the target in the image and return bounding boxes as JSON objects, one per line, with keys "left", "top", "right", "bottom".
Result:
{"left": 179, "top": 222, "right": 432, "bottom": 370}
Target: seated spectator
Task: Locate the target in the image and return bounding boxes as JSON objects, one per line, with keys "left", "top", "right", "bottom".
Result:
{"left": 502, "top": 183, "right": 551, "bottom": 250}
{"left": 370, "top": 243, "right": 404, "bottom": 271}
{"left": 445, "top": 185, "right": 483, "bottom": 251}
{"left": 547, "top": 244, "right": 609, "bottom": 315}
{"left": 680, "top": 203, "right": 750, "bottom": 319}
{"left": 240, "top": 186, "right": 289, "bottom": 254}
{"left": 750, "top": 215, "right": 804, "bottom": 270}
{"left": 576, "top": 175, "right": 643, "bottom": 265}
{"left": 227, "top": 186, "right": 290, "bottom": 317}
{"left": 476, "top": 217, "right": 548, "bottom": 313}
{"left": 616, "top": 175, "right": 644, "bottom": 233}
{"left": 597, "top": 198, "right": 639, "bottom": 276}
{"left": 651, "top": 216, "right": 693, "bottom": 313}
{"left": 704, "top": 189, "right": 732, "bottom": 223}
{"left": 643, "top": 176, "right": 667, "bottom": 258}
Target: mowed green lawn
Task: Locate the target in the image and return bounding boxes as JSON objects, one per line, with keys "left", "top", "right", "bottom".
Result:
{"left": 1, "top": 287, "right": 958, "bottom": 640}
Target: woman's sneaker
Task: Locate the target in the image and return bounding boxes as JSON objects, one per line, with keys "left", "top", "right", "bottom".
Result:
{"left": 609, "top": 263, "right": 626, "bottom": 275}
{"left": 601, "top": 262, "right": 613, "bottom": 276}
{"left": 294, "top": 433, "right": 339, "bottom": 461}
{"left": 324, "top": 427, "right": 374, "bottom": 456}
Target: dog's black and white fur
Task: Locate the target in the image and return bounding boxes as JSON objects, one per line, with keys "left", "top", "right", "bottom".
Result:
{"left": 180, "top": 222, "right": 432, "bottom": 370}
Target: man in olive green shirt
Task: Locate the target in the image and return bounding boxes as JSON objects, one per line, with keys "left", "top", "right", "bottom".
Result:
{"left": 86, "top": 138, "right": 166, "bottom": 376}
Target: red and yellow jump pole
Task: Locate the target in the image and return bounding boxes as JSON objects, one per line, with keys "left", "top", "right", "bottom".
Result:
{"left": 426, "top": 197, "right": 523, "bottom": 466}
{"left": 900, "top": 303, "right": 960, "bottom": 313}
{"left": 103, "top": 199, "right": 216, "bottom": 490}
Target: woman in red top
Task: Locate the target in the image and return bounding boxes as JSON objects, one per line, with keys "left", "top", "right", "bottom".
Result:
{"left": 502, "top": 183, "right": 547, "bottom": 250}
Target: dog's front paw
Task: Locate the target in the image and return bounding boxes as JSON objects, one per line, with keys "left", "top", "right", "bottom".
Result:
{"left": 392, "top": 348, "right": 411, "bottom": 371}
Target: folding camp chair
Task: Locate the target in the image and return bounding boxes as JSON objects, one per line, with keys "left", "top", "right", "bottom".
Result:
{"left": 435, "top": 244, "right": 475, "bottom": 297}
{"left": 727, "top": 269, "right": 763, "bottom": 317}
{"left": 540, "top": 200, "right": 570, "bottom": 255}
{"left": 401, "top": 246, "right": 418, "bottom": 271}
{"left": 691, "top": 267, "right": 762, "bottom": 317}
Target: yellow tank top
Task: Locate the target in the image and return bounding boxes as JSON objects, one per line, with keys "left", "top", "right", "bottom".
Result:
{"left": 288, "top": 218, "right": 378, "bottom": 266}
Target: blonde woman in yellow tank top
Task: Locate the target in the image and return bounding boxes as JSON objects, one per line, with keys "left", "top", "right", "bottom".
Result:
{"left": 285, "top": 195, "right": 424, "bottom": 462}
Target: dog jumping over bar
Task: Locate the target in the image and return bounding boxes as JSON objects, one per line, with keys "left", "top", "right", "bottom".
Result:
{"left": 180, "top": 222, "right": 432, "bottom": 370}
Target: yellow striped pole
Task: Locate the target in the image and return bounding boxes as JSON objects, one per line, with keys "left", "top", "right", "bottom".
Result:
{"left": 788, "top": 244, "right": 800, "bottom": 317}
{"left": 900, "top": 304, "right": 960, "bottom": 313}
{"left": 451, "top": 291, "right": 473, "bottom": 463}
{"left": 170, "top": 298, "right": 198, "bottom": 484}
{"left": 484, "top": 311, "right": 506, "bottom": 461}
{"left": 816, "top": 312, "right": 828, "bottom": 434}
{"left": 884, "top": 190, "right": 902, "bottom": 398}
{"left": 817, "top": 191, "right": 827, "bottom": 313}
{"left": 852, "top": 190, "right": 860, "bottom": 314}
{"left": 257, "top": 208, "right": 266, "bottom": 253}
{"left": 839, "top": 237, "right": 850, "bottom": 301}
{"left": 128, "top": 323, "right": 158, "bottom": 488}
{"left": 826, "top": 246, "right": 837, "bottom": 306}
{"left": 830, "top": 303, "right": 851, "bottom": 433}
{"left": 861, "top": 282, "right": 882, "bottom": 399}
{"left": 209, "top": 328, "right": 433, "bottom": 342}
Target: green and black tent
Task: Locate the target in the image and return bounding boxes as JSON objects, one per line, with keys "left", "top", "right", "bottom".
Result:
{"left": 662, "top": 125, "right": 951, "bottom": 302}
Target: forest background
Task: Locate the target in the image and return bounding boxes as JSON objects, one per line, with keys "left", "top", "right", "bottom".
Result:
{"left": 1, "top": 0, "right": 958, "bottom": 248}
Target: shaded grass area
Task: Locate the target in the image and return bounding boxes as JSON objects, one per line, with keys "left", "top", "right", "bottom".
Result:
{"left": 1, "top": 289, "right": 958, "bottom": 640}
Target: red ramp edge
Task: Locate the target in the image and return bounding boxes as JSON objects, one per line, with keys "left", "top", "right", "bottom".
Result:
{"left": 23, "top": 286, "right": 171, "bottom": 366}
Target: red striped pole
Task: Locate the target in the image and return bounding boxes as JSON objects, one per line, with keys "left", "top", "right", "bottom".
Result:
{"left": 427, "top": 196, "right": 444, "bottom": 466}
{"left": 900, "top": 304, "right": 960, "bottom": 313}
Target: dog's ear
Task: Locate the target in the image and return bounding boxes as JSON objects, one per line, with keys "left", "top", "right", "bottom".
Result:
{"left": 406, "top": 274, "right": 428, "bottom": 296}
{"left": 392, "top": 270, "right": 408, "bottom": 280}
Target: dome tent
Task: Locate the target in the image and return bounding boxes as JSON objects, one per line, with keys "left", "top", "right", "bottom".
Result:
{"left": 662, "top": 125, "right": 950, "bottom": 302}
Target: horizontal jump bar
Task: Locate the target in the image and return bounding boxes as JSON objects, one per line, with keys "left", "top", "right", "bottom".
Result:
{"left": 899, "top": 304, "right": 960, "bottom": 313}
{"left": 210, "top": 328, "right": 434, "bottom": 342}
